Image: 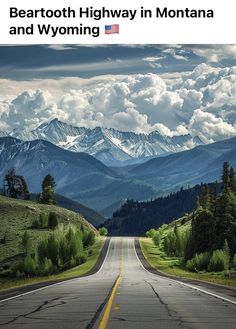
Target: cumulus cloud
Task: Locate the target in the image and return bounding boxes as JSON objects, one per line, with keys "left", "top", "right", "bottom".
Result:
{"left": 189, "top": 45, "right": 236, "bottom": 62}
{"left": 189, "top": 109, "right": 236, "bottom": 143}
{"left": 1, "top": 90, "right": 65, "bottom": 130}
{"left": 0, "top": 63, "right": 236, "bottom": 143}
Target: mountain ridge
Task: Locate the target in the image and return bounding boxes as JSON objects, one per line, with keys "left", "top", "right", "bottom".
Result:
{"left": 1, "top": 135, "right": 236, "bottom": 216}
{"left": 7, "top": 118, "right": 205, "bottom": 166}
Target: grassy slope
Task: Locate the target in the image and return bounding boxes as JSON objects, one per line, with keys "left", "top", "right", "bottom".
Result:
{"left": 0, "top": 195, "right": 96, "bottom": 265}
{"left": 140, "top": 237, "right": 236, "bottom": 288}
{"left": 0, "top": 195, "right": 105, "bottom": 291}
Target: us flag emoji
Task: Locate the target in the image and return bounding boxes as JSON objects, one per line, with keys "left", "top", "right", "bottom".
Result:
{"left": 105, "top": 24, "right": 119, "bottom": 34}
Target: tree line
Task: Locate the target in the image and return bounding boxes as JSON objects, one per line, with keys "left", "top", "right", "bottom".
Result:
{"left": 103, "top": 182, "right": 221, "bottom": 235}
{"left": 146, "top": 162, "right": 236, "bottom": 272}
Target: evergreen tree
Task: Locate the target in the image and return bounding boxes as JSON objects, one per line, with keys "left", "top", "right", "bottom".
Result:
{"left": 4, "top": 169, "right": 20, "bottom": 198}
{"left": 39, "top": 186, "right": 56, "bottom": 205}
{"left": 229, "top": 167, "right": 236, "bottom": 193}
{"left": 222, "top": 161, "right": 230, "bottom": 191}
{"left": 42, "top": 174, "right": 56, "bottom": 189}
{"left": 192, "top": 209, "right": 215, "bottom": 254}
{"left": 199, "top": 184, "right": 211, "bottom": 209}
{"left": 39, "top": 175, "right": 56, "bottom": 205}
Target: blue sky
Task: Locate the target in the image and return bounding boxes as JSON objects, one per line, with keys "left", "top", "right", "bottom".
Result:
{"left": 0, "top": 44, "right": 236, "bottom": 143}
{"left": 0, "top": 44, "right": 235, "bottom": 79}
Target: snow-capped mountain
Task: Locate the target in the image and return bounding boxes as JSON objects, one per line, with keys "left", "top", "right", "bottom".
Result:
{"left": 9, "top": 118, "right": 204, "bottom": 165}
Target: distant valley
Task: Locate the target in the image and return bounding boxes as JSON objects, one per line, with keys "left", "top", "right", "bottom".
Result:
{"left": 0, "top": 133, "right": 236, "bottom": 216}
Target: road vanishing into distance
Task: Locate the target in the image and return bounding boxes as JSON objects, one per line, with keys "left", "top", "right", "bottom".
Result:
{"left": 1, "top": 237, "right": 236, "bottom": 329}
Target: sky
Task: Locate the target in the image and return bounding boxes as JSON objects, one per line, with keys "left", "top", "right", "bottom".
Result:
{"left": 0, "top": 44, "right": 236, "bottom": 143}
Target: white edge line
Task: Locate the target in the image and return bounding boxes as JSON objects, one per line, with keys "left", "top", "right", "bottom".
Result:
{"left": 0, "top": 237, "right": 111, "bottom": 304}
{"left": 133, "top": 238, "right": 236, "bottom": 306}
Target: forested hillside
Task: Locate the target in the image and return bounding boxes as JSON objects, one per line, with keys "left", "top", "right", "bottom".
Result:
{"left": 103, "top": 182, "right": 221, "bottom": 235}
{"left": 143, "top": 162, "right": 236, "bottom": 277}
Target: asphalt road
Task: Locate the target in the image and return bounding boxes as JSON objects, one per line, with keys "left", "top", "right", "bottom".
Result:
{"left": 1, "top": 237, "right": 236, "bottom": 329}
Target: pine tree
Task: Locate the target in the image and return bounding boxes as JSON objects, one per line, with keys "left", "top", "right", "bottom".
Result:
{"left": 222, "top": 162, "right": 230, "bottom": 191}
{"left": 192, "top": 209, "right": 215, "bottom": 253}
{"left": 42, "top": 174, "right": 56, "bottom": 190}
{"left": 229, "top": 167, "right": 236, "bottom": 193}
{"left": 4, "top": 169, "right": 19, "bottom": 198}
{"left": 200, "top": 184, "right": 211, "bottom": 209}
{"left": 39, "top": 186, "right": 56, "bottom": 205}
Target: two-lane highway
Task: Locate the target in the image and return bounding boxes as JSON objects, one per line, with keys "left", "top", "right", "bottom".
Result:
{"left": 1, "top": 237, "right": 236, "bottom": 329}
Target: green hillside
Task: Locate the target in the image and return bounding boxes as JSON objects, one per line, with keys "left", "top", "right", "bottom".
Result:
{"left": 30, "top": 193, "right": 105, "bottom": 226}
{"left": 0, "top": 195, "right": 97, "bottom": 267}
{"left": 140, "top": 162, "right": 236, "bottom": 288}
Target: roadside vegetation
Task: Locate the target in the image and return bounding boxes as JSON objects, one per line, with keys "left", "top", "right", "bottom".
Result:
{"left": 141, "top": 162, "right": 236, "bottom": 287}
{"left": 0, "top": 171, "right": 105, "bottom": 291}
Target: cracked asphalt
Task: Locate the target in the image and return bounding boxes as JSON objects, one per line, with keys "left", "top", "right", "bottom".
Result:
{"left": 1, "top": 237, "right": 236, "bottom": 329}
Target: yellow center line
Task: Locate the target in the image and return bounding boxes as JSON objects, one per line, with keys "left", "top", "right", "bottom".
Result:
{"left": 98, "top": 239, "right": 123, "bottom": 329}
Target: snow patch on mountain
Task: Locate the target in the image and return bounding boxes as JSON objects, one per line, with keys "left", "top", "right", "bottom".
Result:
{"left": 9, "top": 118, "right": 205, "bottom": 165}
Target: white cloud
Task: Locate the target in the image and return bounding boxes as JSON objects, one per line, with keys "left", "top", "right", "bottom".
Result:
{"left": 142, "top": 56, "right": 164, "bottom": 62}
{"left": 0, "top": 63, "right": 236, "bottom": 143}
{"left": 46, "top": 45, "right": 75, "bottom": 51}
{"left": 163, "top": 48, "right": 188, "bottom": 61}
{"left": 189, "top": 45, "right": 236, "bottom": 62}
{"left": 188, "top": 109, "right": 236, "bottom": 143}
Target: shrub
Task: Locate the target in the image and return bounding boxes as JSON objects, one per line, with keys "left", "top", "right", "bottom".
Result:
{"left": 186, "top": 252, "right": 210, "bottom": 272}
{"left": 152, "top": 232, "right": 161, "bottom": 247}
{"left": 39, "top": 213, "right": 48, "bottom": 228}
{"left": 99, "top": 227, "right": 108, "bottom": 236}
{"left": 42, "top": 258, "right": 54, "bottom": 275}
{"left": 23, "top": 256, "right": 37, "bottom": 276}
{"left": 75, "top": 253, "right": 87, "bottom": 265}
{"left": 83, "top": 231, "right": 96, "bottom": 247}
{"left": 163, "top": 231, "right": 177, "bottom": 256}
{"left": 21, "top": 231, "right": 32, "bottom": 254}
{"left": 69, "top": 257, "right": 76, "bottom": 268}
{"left": 47, "top": 234, "right": 60, "bottom": 266}
{"left": 186, "top": 258, "right": 195, "bottom": 272}
{"left": 48, "top": 212, "right": 58, "bottom": 229}
{"left": 146, "top": 229, "right": 156, "bottom": 238}
{"left": 208, "top": 249, "right": 229, "bottom": 272}
{"left": 37, "top": 239, "right": 48, "bottom": 264}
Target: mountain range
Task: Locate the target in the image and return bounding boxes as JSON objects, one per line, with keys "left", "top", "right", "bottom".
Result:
{"left": 0, "top": 135, "right": 236, "bottom": 216}
{"left": 0, "top": 137, "right": 158, "bottom": 214}
{"left": 8, "top": 119, "right": 204, "bottom": 166}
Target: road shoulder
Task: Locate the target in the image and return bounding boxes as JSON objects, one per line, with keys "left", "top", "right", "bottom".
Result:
{"left": 135, "top": 238, "right": 236, "bottom": 300}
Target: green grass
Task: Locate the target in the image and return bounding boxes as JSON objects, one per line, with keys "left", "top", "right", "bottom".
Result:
{"left": 0, "top": 238, "right": 105, "bottom": 291}
{"left": 0, "top": 195, "right": 103, "bottom": 291}
{"left": 140, "top": 237, "right": 236, "bottom": 288}
{"left": 0, "top": 195, "right": 96, "bottom": 265}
